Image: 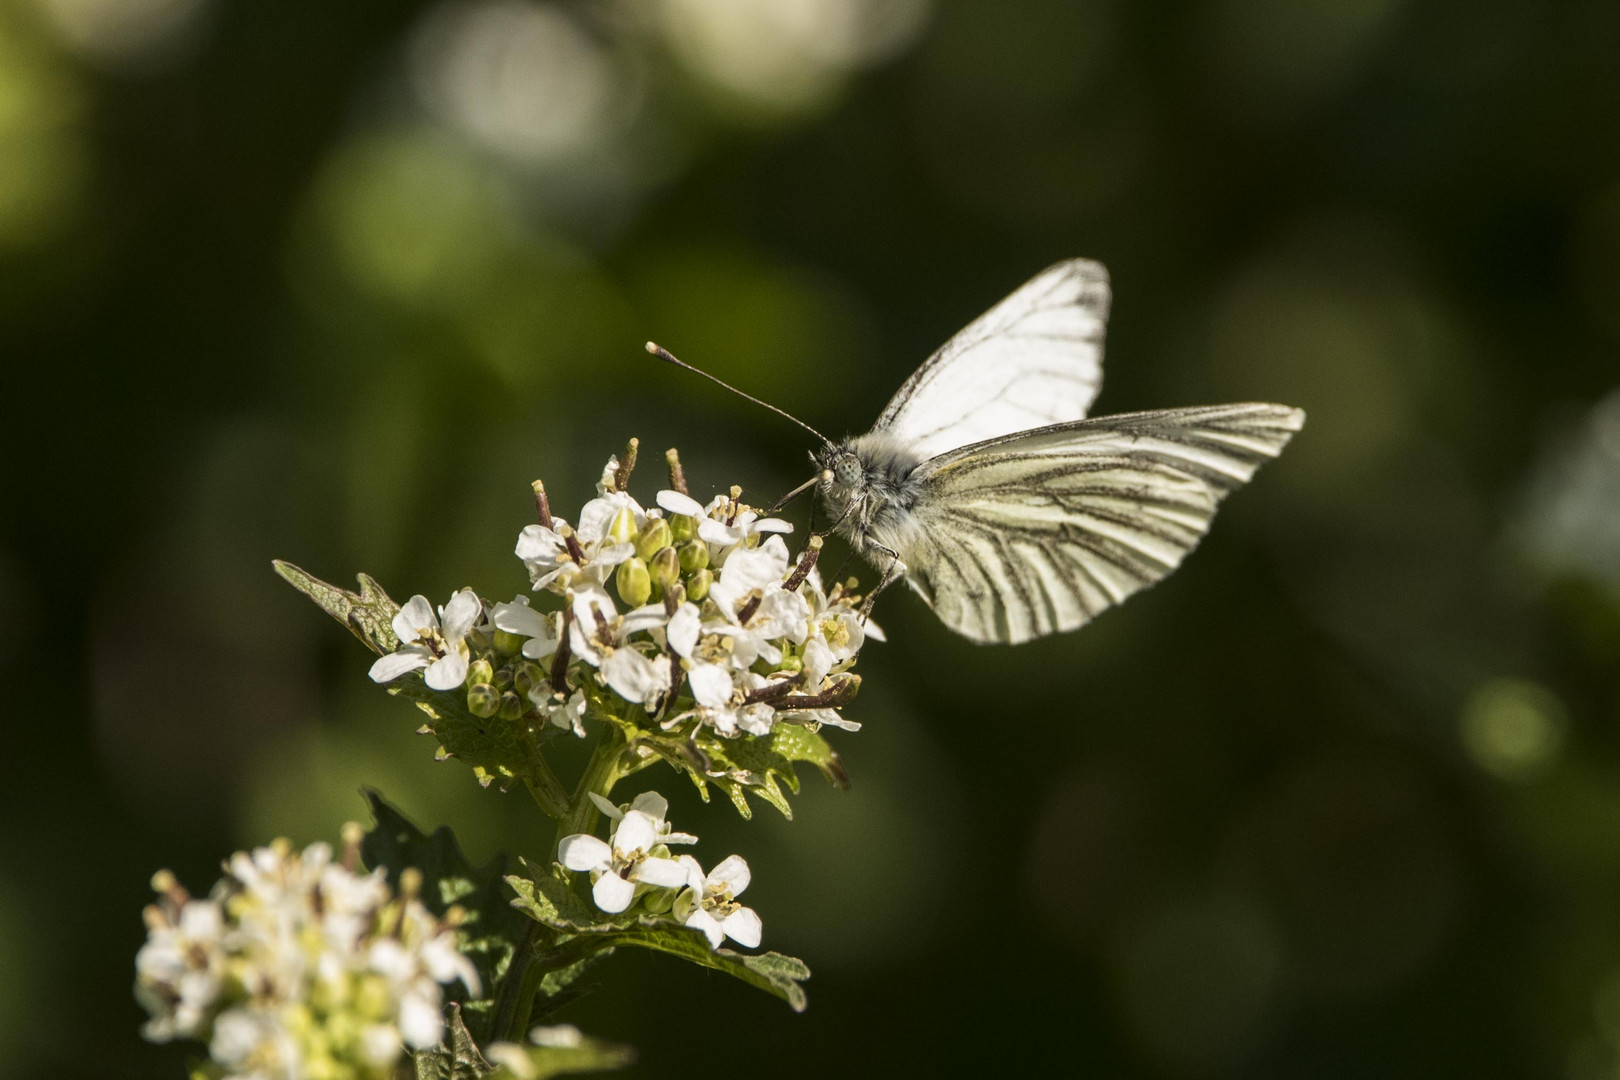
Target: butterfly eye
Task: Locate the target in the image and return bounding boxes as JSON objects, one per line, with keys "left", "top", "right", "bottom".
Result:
{"left": 834, "top": 456, "right": 862, "bottom": 485}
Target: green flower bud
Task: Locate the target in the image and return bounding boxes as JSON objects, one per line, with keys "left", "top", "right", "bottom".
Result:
{"left": 678, "top": 539, "right": 709, "bottom": 573}
{"left": 468, "top": 658, "right": 495, "bottom": 686}
{"left": 687, "top": 567, "right": 713, "bottom": 602}
{"left": 512, "top": 660, "right": 545, "bottom": 698}
{"left": 669, "top": 513, "right": 697, "bottom": 543}
{"left": 492, "top": 664, "right": 514, "bottom": 691}
{"left": 650, "top": 546, "right": 680, "bottom": 591}
{"left": 617, "top": 556, "right": 653, "bottom": 607}
{"left": 607, "top": 506, "right": 637, "bottom": 545}
{"left": 498, "top": 691, "right": 525, "bottom": 721}
{"left": 493, "top": 628, "right": 526, "bottom": 656}
{"left": 776, "top": 653, "right": 803, "bottom": 674}
{"left": 467, "top": 683, "right": 500, "bottom": 718}
{"left": 642, "top": 886, "right": 677, "bottom": 915}
{"left": 637, "top": 517, "right": 673, "bottom": 559}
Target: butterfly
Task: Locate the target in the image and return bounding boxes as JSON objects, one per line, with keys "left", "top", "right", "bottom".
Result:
{"left": 651, "top": 258, "right": 1303, "bottom": 645}
{"left": 808, "top": 259, "right": 1304, "bottom": 644}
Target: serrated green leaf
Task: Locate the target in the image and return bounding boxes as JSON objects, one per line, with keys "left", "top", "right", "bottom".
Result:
{"left": 505, "top": 862, "right": 608, "bottom": 932}
{"left": 362, "top": 794, "right": 532, "bottom": 1045}
{"left": 273, "top": 560, "right": 400, "bottom": 654}
{"left": 770, "top": 722, "right": 850, "bottom": 791}
{"left": 413, "top": 1004, "right": 493, "bottom": 1080}
{"left": 593, "top": 927, "right": 810, "bottom": 1013}
{"left": 484, "top": 1032, "right": 634, "bottom": 1079}
{"left": 390, "top": 680, "right": 567, "bottom": 805}
{"left": 505, "top": 864, "right": 809, "bottom": 1012}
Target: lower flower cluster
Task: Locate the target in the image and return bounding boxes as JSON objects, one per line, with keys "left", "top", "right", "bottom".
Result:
{"left": 135, "top": 832, "right": 479, "bottom": 1079}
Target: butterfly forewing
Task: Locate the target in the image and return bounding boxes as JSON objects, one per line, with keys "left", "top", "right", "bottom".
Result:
{"left": 871, "top": 259, "right": 1111, "bottom": 462}
{"left": 897, "top": 404, "right": 1305, "bottom": 644}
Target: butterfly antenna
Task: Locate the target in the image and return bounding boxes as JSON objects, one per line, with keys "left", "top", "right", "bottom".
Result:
{"left": 766, "top": 470, "right": 831, "bottom": 515}
{"left": 646, "top": 342, "right": 832, "bottom": 446}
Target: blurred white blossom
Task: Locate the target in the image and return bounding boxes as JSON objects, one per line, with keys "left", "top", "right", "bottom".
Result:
{"left": 136, "top": 836, "right": 479, "bottom": 1079}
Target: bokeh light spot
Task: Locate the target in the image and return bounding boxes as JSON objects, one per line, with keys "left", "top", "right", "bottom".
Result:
{"left": 0, "top": 18, "right": 85, "bottom": 247}
{"left": 653, "top": 0, "right": 932, "bottom": 115}
{"left": 1461, "top": 678, "right": 1567, "bottom": 781}
{"left": 313, "top": 130, "right": 508, "bottom": 307}
{"left": 1517, "top": 387, "right": 1620, "bottom": 602}
{"left": 33, "top": 0, "right": 208, "bottom": 71}
{"left": 410, "top": 1, "right": 621, "bottom": 166}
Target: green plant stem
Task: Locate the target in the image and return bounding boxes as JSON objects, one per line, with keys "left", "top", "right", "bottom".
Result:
{"left": 488, "top": 922, "right": 546, "bottom": 1044}
{"left": 522, "top": 741, "right": 570, "bottom": 819}
{"left": 490, "top": 725, "right": 629, "bottom": 1044}
{"left": 553, "top": 726, "right": 628, "bottom": 854}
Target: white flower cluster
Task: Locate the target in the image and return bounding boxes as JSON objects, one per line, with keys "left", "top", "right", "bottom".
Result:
{"left": 559, "top": 791, "right": 762, "bottom": 949}
{"left": 135, "top": 836, "right": 480, "bottom": 1079}
{"left": 369, "top": 450, "right": 873, "bottom": 741}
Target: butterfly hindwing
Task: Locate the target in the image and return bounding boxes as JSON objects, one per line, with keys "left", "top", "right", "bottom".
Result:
{"left": 894, "top": 404, "right": 1305, "bottom": 644}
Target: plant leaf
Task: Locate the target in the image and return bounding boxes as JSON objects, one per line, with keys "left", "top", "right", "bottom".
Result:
{"left": 362, "top": 793, "right": 532, "bottom": 1045}
{"left": 273, "top": 560, "right": 400, "bottom": 654}
{"left": 770, "top": 722, "right": 850, "bottom": 791}
{"left": 506, "top": 864, "right": 809, "bottom": 1012}
{"left": 412, "top": 1004, "right": 493, "bottom": 1080}
{"left": 389, "top": 679, "right": 564, "bottom": 798}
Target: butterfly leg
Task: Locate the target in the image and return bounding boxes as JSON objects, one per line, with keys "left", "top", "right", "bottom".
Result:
{"left": 860, "top": 541, "right": 905, "bottom": 621}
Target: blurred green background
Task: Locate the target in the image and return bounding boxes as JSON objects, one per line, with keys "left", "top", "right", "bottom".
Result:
{"left": 5, "top": 0, "right": 1620, "bottom": 1075}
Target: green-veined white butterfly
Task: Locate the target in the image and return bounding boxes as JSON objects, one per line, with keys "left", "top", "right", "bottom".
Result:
{"left": 654, "top": 258, "right": 1304, "bottom": 645}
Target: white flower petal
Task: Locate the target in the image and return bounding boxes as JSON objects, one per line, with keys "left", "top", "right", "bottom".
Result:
{"left": 684, "top": 907, "right": 725, "bottom": 949}
{"left": 752, "top": 518, "right": 794, "bottom": 534}
{"left": 516, "top": 522, "right": 568, "bottom": 560}
{"left": 369, "top": 646, "right": 433, "bottom": 683}
{"left": 575, "top": 497, "right": 617, "bottom": 543}
{"left": 676, "top": 854, "right": 706, "bottom": 891}
{"left": 393, "top": 595, "right": 438, "bottom": 643}
{"left": 721, "top": 906, "right": 762, "bottom": 948}
{"left": 698, "top": 518, "right": 742, "bottom": 546}
{"left": 484, "top": 1043, "right": 536, "bottom": 1078}
{"left": 587, "top": 792, "right": 623, "bottom": 820}
{"left": 688, "top": 663, "right": 734, "bottom": 709}
{"left": 592, "top": 872, "right": 635, "bottom": 914}
{"left": 809, "top": 710, "right": 862, "bottom": 731}
{"left": 612, "top": 810, "right": 658, "bottom": 854}
{"left": 667, "top": 603, "right": 702, "bottom": 658}
{"left": 425, "top": 649, "right": 469, "bottom": 691}
{"left": 802, "top": 637, "right": 834, "bottom": 690}
{"left": 620, "top": 604, "right": 668, "bottom": 636}
{"left": 737, "top": 704, "right": 776, "bottom": 736}
{"left": 492, "top": 596, "right": 550, "bottom": 637}
{"left": 360, "top": 1023, "right": 404, "bottom": 1068}
{"left": 594, "top": 541, "right": 636, "bottom": 569}
{"left": 601, "top": 649, "right": 666, "bottom": 706}
{"left": 399, "top": 990, "right": 445, "bottom": 1049}
{"left": 629, "top": 791, "right": 669, "bottom": 821}
{"left": 656, "top": 490, "right": 705, "bottom": 517}
{"left": 719, "top": 544, "right": 789, "bottom": 592}
{"left": 707, "top": 855, "right": 751, "bottom": 896}
{"left": 440, "top": 588, "right": 482, "bottom": 639}
{"left": 636, "top": 856, "right": 689, "bottom": 889}
{"left": 558, "top": 834, "right": 612, "bottom": 873}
